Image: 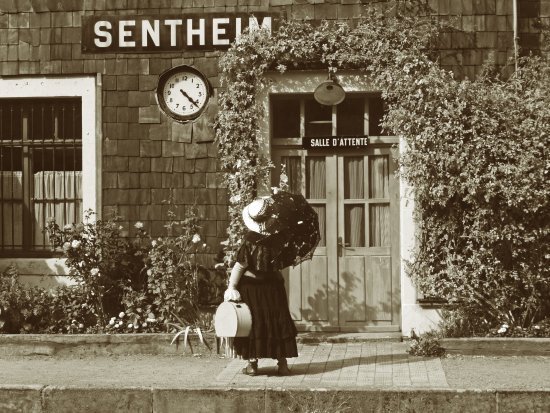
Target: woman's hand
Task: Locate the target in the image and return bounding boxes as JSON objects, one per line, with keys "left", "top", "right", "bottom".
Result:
{"left": 224, "top": 287, "right": 241, "bottom": 302}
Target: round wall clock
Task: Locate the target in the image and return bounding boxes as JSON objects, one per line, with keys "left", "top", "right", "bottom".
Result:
{"left": 156, "top": 65, "right": 211, "bottom": 123}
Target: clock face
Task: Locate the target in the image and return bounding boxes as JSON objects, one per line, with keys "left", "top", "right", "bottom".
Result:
{"left": 157, "top": 66, "right": 210, "bottom": 122}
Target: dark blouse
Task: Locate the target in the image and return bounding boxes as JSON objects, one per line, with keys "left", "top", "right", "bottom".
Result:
{"left": 236, "top": 231, "right": 288, "bottom": 275}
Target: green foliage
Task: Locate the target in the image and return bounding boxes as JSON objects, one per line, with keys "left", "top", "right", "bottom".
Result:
{"left": 393, "top": 54, "right": 550, "bottom": 327}
{"left": 121, "top": 204, "right": 210, "bottom": 332}
{"left": 46, "top": 210, "right": 142, "bottom": 327}
{"left": 0, "top": 265, "right": 99, "bottom": 333}
{"left": 407, "top": 330, "right": 445, "bottom": 357}
{"left": 215, "top": 1, "right": 440, "bottom": 263}
{"left": 216, "top": 0, "right": 549, "bottom": 329}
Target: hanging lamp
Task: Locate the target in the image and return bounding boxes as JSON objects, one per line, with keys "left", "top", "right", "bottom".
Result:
{"left": 314, "top": 70, "right": 345, "bottom": 106}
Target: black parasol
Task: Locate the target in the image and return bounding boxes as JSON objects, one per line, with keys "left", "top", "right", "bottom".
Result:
{"left": 262, "top": 190, "right": 321, "bottom": 268}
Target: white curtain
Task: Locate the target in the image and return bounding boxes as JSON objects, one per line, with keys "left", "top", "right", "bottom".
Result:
{"left": 344, "top": 158, "right": 364, "bottom": 247}
{"left": 1, "top": 171, "right": 23, "bottom": 249}
{"left": 33, "top": 171, "right": 82, "bottom": 248}
{"left": 307, "top": 157, "right": 326, "bottom": 247}
{"left": 369, "top": 156, "right": 390, "bottom": 247}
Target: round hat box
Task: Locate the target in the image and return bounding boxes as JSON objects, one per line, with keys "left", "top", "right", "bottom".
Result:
{"left": 214, "top": 301, "right": 252, "bottom": 337}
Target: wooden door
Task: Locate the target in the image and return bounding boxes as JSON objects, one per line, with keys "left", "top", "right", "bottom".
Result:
{"left": 272, "top": 148, "right": 400, "bottom": 332}
{"left": 337, "top": 148, "right": 400, "bottom": 331}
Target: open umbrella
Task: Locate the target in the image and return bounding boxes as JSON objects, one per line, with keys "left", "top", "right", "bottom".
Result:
{"left": 262, "top": 190, "right": 321, "bottom": 268}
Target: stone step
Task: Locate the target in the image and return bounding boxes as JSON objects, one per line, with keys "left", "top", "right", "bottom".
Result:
{"left": 3, "top": 386, "right": 550, "bottom": 413}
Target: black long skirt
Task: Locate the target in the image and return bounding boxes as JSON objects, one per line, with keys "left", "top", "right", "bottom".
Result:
{"left": 233, "top": 274, "right": 298, "bottom": 360}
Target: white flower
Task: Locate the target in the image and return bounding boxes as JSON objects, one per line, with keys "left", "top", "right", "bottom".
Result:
{"left": 133, "top": 323, "right": 139, "bottom": 329}
{"left": 63, "top": 224, "right": 73, "bottom": 231}
{"left": 127, "top": 323, "right": 133, "bottom": 329}
{"left": 114, "top": 323, "right": 120, "bottom": 328}
{"left": 192, "top": 234, "right": 201, "bottom": 244}
{"left": 146, "top": 269, "right": 152, "bottom": 276}
{"left": 78, "top": 323, "right": 84, "bottom": 329}
{"left": 63, "top": 242, "right": 71, "bottom": 250}
{"left": 497, "top": 327, "right": 507, "bottom": 334}
{"left": 119, "top": 312, "right": 125, "bottom": 318}
{"left": 280, "top": 173, "right": 288, "bottom": 183}
{"left": 534, "top": 325, "right": 541, "bottom": 330}
{"left": 134, "top": 221, "right": 144, "bottom": 229}
{"left": 109, "top": 319, "right": 115, "bottom": 326}
{"left": 151, "top": 240, "right": 157, "bottom": 247}
{"left": 90, "top": 268, "right": 100, "bottom": 276}
{"left": 71, "top": 239, "right": 81, "bottom": 248}
{"left": 502, "top": 323, "right": 509, "bottom": 329}
{"left": 202, "top": 243, "right": 207, "bottom": 248}
{"left": 81, "top": 233, "right": 89, "bottom": 240}
{"left": 142, "top": 322, "right": 148, "bottom": 328}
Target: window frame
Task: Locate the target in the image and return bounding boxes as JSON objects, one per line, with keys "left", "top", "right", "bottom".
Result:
{"left": 0, "top": 76, "right": 100, "bottom": 266}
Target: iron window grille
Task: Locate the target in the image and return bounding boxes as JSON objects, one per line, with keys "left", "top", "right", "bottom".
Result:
{"left": 0, "top": 98, "right": 82, "bottom": 257}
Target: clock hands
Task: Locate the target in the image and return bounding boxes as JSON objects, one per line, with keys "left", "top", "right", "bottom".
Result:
{"left": 180, "top": 90, "right": 199, "bottom": 108}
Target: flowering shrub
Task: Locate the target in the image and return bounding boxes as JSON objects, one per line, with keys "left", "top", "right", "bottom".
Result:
{"left": 121, "top": 205, "right": 210, "bottom": 332}
{"left": 0, "top": 265, "right": 100, "bottom": 333}
{"left": 46, "top": 210, "right": 143, "bottom": 328}
{"left": 488, "top": 319, "right": 550, "bottom": 338}
{"left": 42, "top": 203, "right": 214, "bottom": 334}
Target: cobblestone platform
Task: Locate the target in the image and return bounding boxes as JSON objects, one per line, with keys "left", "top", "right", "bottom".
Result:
{"left": 216, "top": 342, "right": 449, "bottom": 389}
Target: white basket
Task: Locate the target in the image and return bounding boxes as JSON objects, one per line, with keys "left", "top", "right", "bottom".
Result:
{"left": 214, "top": 301, "right": 252, "bottom": 338}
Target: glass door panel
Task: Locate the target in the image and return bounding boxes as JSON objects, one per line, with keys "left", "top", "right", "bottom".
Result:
{"left": 344, "top": 157, "right": 364, "bottom": 199}
{"left": 306, "top": 157, "right": 327, "bottom": 247}
{"left": 369, "top": 155, "right": 389, "bottom": 198}
{"left": 281, "top": 156, "right": 302, "bottom": 195}
{"left": 344, "top": 205, "right": 365, "bottom": 247}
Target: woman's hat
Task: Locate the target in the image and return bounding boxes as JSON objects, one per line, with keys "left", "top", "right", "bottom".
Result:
{"left": 242, "top": 197, "right": 274, "bottom": 235}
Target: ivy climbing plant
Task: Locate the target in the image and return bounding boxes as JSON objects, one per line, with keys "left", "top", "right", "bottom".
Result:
{"left": 214, "top": 1, "right": 438, "bottom": 263}
{"left": 214, "top": 1, "right": 550, "bottom": 330}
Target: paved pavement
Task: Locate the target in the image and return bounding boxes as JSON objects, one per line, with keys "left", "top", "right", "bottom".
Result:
{"left": 216, "top": 342, "right": 449, "bottom": 389}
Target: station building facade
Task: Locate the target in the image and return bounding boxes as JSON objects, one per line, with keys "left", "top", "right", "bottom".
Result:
{"left": 0, "top": 0, "right": 547, "bottom": 335}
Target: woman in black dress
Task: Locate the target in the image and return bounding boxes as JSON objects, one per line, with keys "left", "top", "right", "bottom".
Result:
{"left": 224, "top": 197, "right": 298, "bottom": 376}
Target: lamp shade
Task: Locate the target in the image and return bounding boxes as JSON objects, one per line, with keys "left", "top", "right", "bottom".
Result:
{"left": 314, "top": 80, "right": 346, "bottom": 106}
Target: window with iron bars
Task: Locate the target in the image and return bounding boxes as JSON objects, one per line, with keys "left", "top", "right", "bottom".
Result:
{"left": 0, "top": 98, "right": 82, "bottom": 257}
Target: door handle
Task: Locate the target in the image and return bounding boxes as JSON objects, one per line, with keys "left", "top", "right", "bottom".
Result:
{"left": 337, "top": 237, "right": 351, "bottom": 249}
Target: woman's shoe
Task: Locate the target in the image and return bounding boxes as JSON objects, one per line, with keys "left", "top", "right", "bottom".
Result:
{"left": 242, "top": 360, "right": 258, "bottom": 376}
{"left": 277, "top": 359, "right": 291, "bottom": 376}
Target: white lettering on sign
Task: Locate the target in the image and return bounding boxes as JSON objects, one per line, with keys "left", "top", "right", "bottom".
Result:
{"left": 212, "top": 17, "right": 230, "bottom": 45}
{"left": 338, "top": 137, "right": 368, "bottom": 146}
{"left": 165, "top": 19, "right": 183, "bottom": 46}
{"left": 310, "top": 138, "right": 330, "bottom": 147}
{"left": 142, "top": 20, "right": 160, "bottom": 47}
{"left": 94, "top": 21, "right": 112, "bottom": 47}
{"left": 83, "top": 14, "right": 276, "bottom": 52}
{"left": 119, "top": 20, "right": 136, "bottom": 47}
{"left": 248, "top": 16, "right": 272, "bottom": 32}
{"left": 187, "top": 18, "right": 205, "bottom": 46}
